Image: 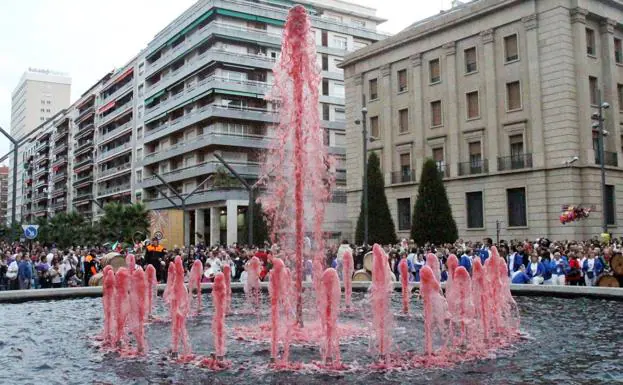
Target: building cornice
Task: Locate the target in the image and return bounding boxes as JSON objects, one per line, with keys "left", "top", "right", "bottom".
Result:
{"left": 570, "top": 7, "right": 588, "bottom": 24}
{"left": 522, "top": 14, "right": 537, "bottom": 30}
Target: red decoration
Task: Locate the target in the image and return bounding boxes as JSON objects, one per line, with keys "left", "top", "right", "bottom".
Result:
{"left": 560, "top": 205, "right": 591, "bottom": 224}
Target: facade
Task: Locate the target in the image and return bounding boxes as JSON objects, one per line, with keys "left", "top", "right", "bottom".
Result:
{"left": 341, "top": 0, "right": 623, "bottom": 241}
{"left": 0, "top": 166, "right": 8, "bottom": 224}
{"left": 139, "top": 0, "right": 387, "bottom": 245}
{"left": 7, "top": 69, "right": 71, "bottom": 224}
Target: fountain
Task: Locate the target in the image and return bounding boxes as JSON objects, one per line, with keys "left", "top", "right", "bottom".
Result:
{"left": 342, "top": 250, "right": 354, "bottom": 310}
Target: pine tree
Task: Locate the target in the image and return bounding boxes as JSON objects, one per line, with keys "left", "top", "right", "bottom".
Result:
{"left": 411, "top": 158, "right": 458, "bottom": 245}
{"left": 355, "top": 152, "right": 397, "bottom": 245}
{"left": 241, "top": 201, "right": 269, "bottom": 246}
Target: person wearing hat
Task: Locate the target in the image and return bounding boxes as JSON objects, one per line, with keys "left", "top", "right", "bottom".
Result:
{"left": 145, "top": 238, "right": 165, "bottom": 282}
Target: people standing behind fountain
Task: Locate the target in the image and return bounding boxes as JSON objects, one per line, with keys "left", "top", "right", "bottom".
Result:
{"left": 336, "top": 240, "right": 352, "bottom": 280}
{"left": 582, "top": 251, "right": 604, "bottom": 286}
{"left": 145, "top": 238, "right": 166, "bottom": 282}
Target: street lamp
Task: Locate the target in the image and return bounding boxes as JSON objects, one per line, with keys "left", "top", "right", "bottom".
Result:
{"left": 355, "top": 105, "right": 369, "bottom": 246}
{"left": 591, "top": 93, "right": 610, "bottom": 234}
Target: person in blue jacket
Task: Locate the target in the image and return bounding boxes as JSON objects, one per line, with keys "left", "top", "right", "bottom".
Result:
{"left": 511, "top": 265, "right": 531, "bottom": 284}
{"left": 526, "top": 253, "right": 546, "bottom": 285}
{"left": 509, "top": 243, "right": 526, "bottom": 274}
{"left": 540, "top": 251, "right": 553, "bottom": 284}
{"left": 549, "top": 252, "right": 569, "bottom": 285}
{"left": 17, "top": 254, "right": 33, "bottom": 290}
{"left": 459, "top": 248, "right": 472, "bottom": 275}
{"left": 582, "top": 252, "right": 604, "bottom": 286}
{"left": 478, "top": 238, "right": 492, "bottom": 264}
{"left": 413, "top": 254, "right": 425, "bottom": 282}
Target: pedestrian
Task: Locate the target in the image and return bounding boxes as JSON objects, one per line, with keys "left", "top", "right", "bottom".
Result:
{"left": 18, "top": 254, "right": 33, "bottom": 290}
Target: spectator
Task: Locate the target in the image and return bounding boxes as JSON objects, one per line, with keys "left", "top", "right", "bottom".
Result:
{"left": 526, "top": 253, "right": 545, "bottom": 285}
{"left": 49, "top": 261, "right": 62, "bottom": 288}
{"left": 18, "top": 255, "right": 33, "bottom": 290}
{"left": 511, "top": 265, "right": 531, "bottom": 284}
{"left": 459, "top": 248, "right": 472, "bottom": 275}
{"left": 566, "top": 252, "right": 583, "bottom": 286}
{"left": 549, "top": 252, "right": 568, "bottom": 286}
{"left": 582, "top": 252, "right": 604, "bottom": 286}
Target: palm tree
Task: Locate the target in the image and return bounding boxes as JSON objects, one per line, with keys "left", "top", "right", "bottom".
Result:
{"left": 99, "top": 202, "right": 150, "bottom": 244}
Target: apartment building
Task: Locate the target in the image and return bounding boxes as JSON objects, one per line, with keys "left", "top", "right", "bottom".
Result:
{"left": 139, "top": 0, "right": 387, "bottom": 245}
{"left": 341, "top": 0, "right": 623, "bottom": 241}
{"left": 0, "top": 166, "right": 8, "bottom": 225}
{"left": 7, "top": 69, "right": 71, "bottom": 224}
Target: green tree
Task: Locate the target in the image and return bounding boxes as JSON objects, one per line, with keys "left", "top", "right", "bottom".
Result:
{"left": 99, "top": 202, "right": 150, "bottom": 244}
{"left": 355, "top": 152, "right": 396, "bottom": 245}
{"left": 411, "top": 158, "right": 458, "bottom": 245}
{"left": 212, "top": 166, "right": 242, "bottom": 188}
{"left": 241, "top": 201, "right": 269, "bottom": 246}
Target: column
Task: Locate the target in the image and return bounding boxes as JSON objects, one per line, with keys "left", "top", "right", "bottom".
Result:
{"left": 380, "top": 64, "right": 393, "bottom": 182}
{"left": 571, "top": 8, "right": 592, "bottom": 164}
{"left": 523, "top": 14, "right": 545, "bottom": 168}
{"left": 481, "top": 29, "right": 499, "bottom": 172}
{"left": 226, "top": 200, "right": 238, "bottom": 245}
{"left": 183, "top": 210, "right": 190, "bottom": 247}
{"left": 600, "top": 18, "right": 620, "bottom": 158}
{"left": 195, "top": 209, "right": 205, "bottom": 244}
{"left": 443, "top": 42, "right": 459, "bottom": 176}
{"left": 410, "top": 53, "right": 425, "bottom": 175}
{"left": 210, "top": 207, "right": 220, "bottom": 246}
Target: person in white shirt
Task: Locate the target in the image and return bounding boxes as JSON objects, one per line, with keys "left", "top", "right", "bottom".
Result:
{"left": 336, "top": 240, "right": 352, "bottom": 280}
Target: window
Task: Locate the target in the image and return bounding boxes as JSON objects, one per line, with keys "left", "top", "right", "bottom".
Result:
{"left": 606, "top": 185, "right": 616, "bottom": 225}
{"left": 429, "top": 59, "right": 440, "bottom": 83}
{"left": 504, "top": 34, "right": 519, "bottom": 62}
{"left": 46, "top": 100, "right": 51, "bottom": 104}
{"left": 46, "top": 109, "right": 50, "bottom": 113}
{"left": 615, "top": 38, "right": 623, "bottom": 64}
{"left": 433, "top": 147, "right": 444, "bottom": 164}
{"left": 469, "top": 141, "right": 482, "bottom": 165}
{"left": 398, "top": 109, "right": 409, "bottom": 133}
{"left": 466, "top": 91, "right": 479, "bottom": 119}
{"left": 507, "top": 187, "right": 527, "bottom": 227}
{"left": 332, "top": 36, "right": 347, "bottom": 50}
{"left": 464, "top": 47, "right": 477, "bottom": 73}
{"left": 618, "top": 84, "right": 623, "bottom": 111}
{"left": 334, "top": 107, "right": 345, "bottom": 122}
{"left": 589, "top": 76, "right": 598, "bottom": 105}
{"left": 323, "top": 129, "right": 330, "bottom": 146}
{"left": 333, "top": 82, "right": 345, "bottom": 98}
{"left": 397, "top": 198, "right": 411, "bottom": 231}
{"left": 431, "top": 100, "right": 442, "bottom": 127}
{"left": 322, "top": 54, "right": 328, "bottom": 71}
{"left": 466, "top": 191, "right": 484, "bottom": 229}
{"left": 510, "top": 134, "right": 524, "bottom": 157}
{"left": 41, "top": 100, "right": 45, "bottom": 105}
{"left": 322, "top": 79, "right": 329, "bottom": 96}
{"left": 40, "top": 108, "right": 45, "bottom": 112}
{"left": 322, "top": 103, "right": 330, "bottom": 120}
{"left": 400, "top": 153, "right": 411, "bottom": 176}
{"left": 369, "top": 78, "right": 378, "bottom": 100}
{"left": 397, "top": 69, "right": 407, "bottom": 92}
{"left": 586, "top": 28, "right": 595, "bottom": 56}
{"left": 370, "top": 116, "right": 379, "bottom": 138}
{"left": 506, "top": 81, "right": 521, "bottom": 111}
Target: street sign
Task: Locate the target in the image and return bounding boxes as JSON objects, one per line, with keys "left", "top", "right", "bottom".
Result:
{"left": 22, "top": 224, "right": 39, "bottom": 240}
{"left": 153, "top": 231, "right": 164, "bottom": 240}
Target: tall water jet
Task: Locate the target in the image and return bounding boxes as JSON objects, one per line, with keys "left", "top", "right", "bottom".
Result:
{"left": 244, "top": 256, "right": 261, "bottom": 314}
{"left": 471, "top": 258, "right": 489, "bottom": 344}
{"left": 269, "top": 258, "right": 291, "bottom": 365}
{"left": 126, "top": 254, "right": 136, "bottom": 272}
{"left": 188, "top": 259, "right": 203, "bottom": 314}
{"left": 420, "top": 265, "right": 449, "bottom": 356}
{"left": 318, "top": 268, "right": 341, "bottom": 366}
{"left": 212, "top": 272, "right": 227, "bottom": 360}
{"left": 399, "top": 258, "right": 410, "bottom": 314}
{"left": 370, "top": 244, "right": 392, "bottom": 362}
{"left": 259, "top": 4, "right": 334, "bottom": 326}
{"left": 130, "top": 266, "right": 147, "bottom": 354}
{"left": 426, "top": 253, "right": 441, "bottom": 283}
{"left": 452, "top": 266, "right": 474, "bottom": 348}
{"left": 102, "top": 265, "right": 115, "bottom": 345}
{"left": 342, "top": 250, "right": 354, "bottom": 310}
{"left": 222, "top": 264, "right": 232, "bottom": 315}
{"left": 165, "top": 256, "right": 191, "bottom": 356}
{"left": 113, "top": 267, "right": 130, "bottom": 348}
{"left": 144, "top": 264, "right": 157, "bottom": 319}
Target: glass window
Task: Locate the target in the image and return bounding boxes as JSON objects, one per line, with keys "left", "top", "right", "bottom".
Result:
{"left": 618, "top": 84, "right": 623, "bottom": 111}
{"left": 504, "top": 34, "right": 519, "bottom": 62}
{"left": 589, "top": 76, "right": 598, "bottom": 105}
{"left": 398, "top": 109, "right": 409, "bottom": 133}
{"left": 606, "top": 184, "right": 616, "bottom": 225}
{"left": 397, "top": 198, "right": 411, "bottom": 231}
{"left": 615, "top": 38, "right": 622, "bottom": 64}
{"left": 431, "top": 100, "right": 442, "bottom": 126}
{"left": 466, "top": 91, "right": 479, "bottom": 119}
{"left": 464, "top": 47, "right": 477, "bottom": 73}
{"left": 400, "top": 153, "right": 411, "bottom": 175}
{"left": 507, "top": 188, "right": 527, "bottom": 227}
{"left": 370, "top": 116, "right": 379, "bottom": 138}
{"left": 429, "top": 59, "right": 440, "bottom": 83}
{"left": 397, "top": 69, "right": 407, "bottom": 92}
{"left": 586, "top": 28, "right": 595, "bottom": 55}
{"left": 506, "top": 81, "right": 521, "bottom": 110}
{"left": 334, "top": 107, "right": 345, "bottom": 122}
{"left": 333, "top": 82, "right": 345, "bottom": 98}
{"left": 466, "top": 191, "right": 484, "bottom": 229}
{"left": 369, "top": 78, "right": 378, "bottom": 100}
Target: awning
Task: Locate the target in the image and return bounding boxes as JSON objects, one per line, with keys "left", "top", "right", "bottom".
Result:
{"left": 144, "top": 89, "right": 166, "bottom": 106}
{"left": 146, "top": 9, "right": 215, "bottom": 60}
{"left": 144, "top": 111, "right": 168, "bottom": 125}
{"left": 99, "top": 100, "right": 116, "bottom": 113}
{"left": 215, "top": 9, "right": 284, "bottom": 27}
{"left": 214, "top": 89, "right": 258, "bottom": 98}
{"left": 103, "top": 67, "right": 134, "bottom": 93}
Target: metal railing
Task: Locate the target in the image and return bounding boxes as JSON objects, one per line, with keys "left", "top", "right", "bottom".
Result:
{"left": 391, "top": 169, "right": 416, "bottom": 184}
{"left": 99, "top": 163, "right": 131, "bottom": 178}
{"left": 498, "top": 153, "right": 533, "bottom": 171}
{"left": 436, "top": 161, "right": 450, "bottom": 178}
{"left": 98, "top": 101, "right": 133, "bottom": 127}
{"left": 74, "top": 157, "right": 94, "bottom": 169}
{"left": 52, "top": 156, "right": 68, "bottom": 167}
{"left": 458, "top": 159, "right": 489, "bottom": 176}
{"left": 99, "top": 122, "right": 132, "bottom": 144}
{"left": 100, "top": 80, "right": 133, "bottom": 106}
{"left": 74, "top": 193, "right": 93, "bottom": 202}
{"left": 97, "top": 183, "right": 131, "bottom": 197}
{"left": 97, "top": 142, "right": 132, "bottom": 162}
{"left": 52, "top": 172, "right": 67, "bottom": 181}
{"left": 53, "top": 143, "right": 68, "bottom": 155}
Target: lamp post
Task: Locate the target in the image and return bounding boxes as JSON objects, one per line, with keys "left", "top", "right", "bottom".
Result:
{"left": 591, "top": 90, "right": 610, "bottom": 234}
{"left": 355, "top": 106, "right": 369, "bottom": 246}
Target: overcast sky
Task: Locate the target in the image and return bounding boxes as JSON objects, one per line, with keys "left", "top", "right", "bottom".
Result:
{"left": 0, "top": 0, "right": 452, "bottom": 161}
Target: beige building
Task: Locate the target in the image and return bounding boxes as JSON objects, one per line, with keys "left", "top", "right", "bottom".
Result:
{"left": 341, "top": 0, "right": 623, "bottom": 241}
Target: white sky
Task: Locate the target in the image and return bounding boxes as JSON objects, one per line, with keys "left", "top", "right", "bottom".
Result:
{"left": 0, "top": 0, "right": 452, "bottom": 161}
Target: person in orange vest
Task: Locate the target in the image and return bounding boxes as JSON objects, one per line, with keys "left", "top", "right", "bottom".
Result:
{"left": 83, "top": 249, "right": 98, "bottom": 286}
{"left": 145, "top": 238, "right": 166, "bottom": 282}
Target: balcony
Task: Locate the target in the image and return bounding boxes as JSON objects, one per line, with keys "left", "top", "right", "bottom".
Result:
{"left": 98, "top": 101, "right": 133, "bottom": 127}
{"left": 74, "top": 140, "right": 94, "bottom": 156}
{"left": 33, "top": 167, "right": 48, "bottom": 179}
{"left": 498, "top": 153, "right": 533, "bottom": 171}
{"left": 75, "top": 106, "right": 95, "bottom": 124}
{"left": 436, "top": 162, "right": 450, "bottom": 178}
{"left": 145, "top": 103, "right": 276, "bottom": 143}
{"left": 144, "top": 76, "right": 272, "bottom": 122}
{"left": 35, "top": 154, "right": 49, "bottom": 166}
{"left": 35, "top": 141, "right": 50, "bottom": 153}
{"left": 53, "top": 143, "right": 68, "bottom": 155}
{"left": 74, "top": 123, "right": 95, "bottom": 141}
{"left": 595, "top": 151, "right": 618, "bottom": 167}
{"left": 52, "top": 188, "right": 66, "bottom": 198}
{"left": 458, "top": 159, "right": 489, "bottom": 176}
{"left": 140, "top": 160, "right": 261, "bottom": 189}
{"left": 51, "top": 200, "right": 67, "bottom": 210}
{"left": 34, "top": 179, "right": 48, "bottom": 189}
{"left": 99, "top": 122, "right": 132, "bottom": 145}
{"left": 97, "top": 142, "right": 132, "bottom": 162}
{"left": 97, "top": 183, "right": 131, "bottom": 198}
{"left": 53, "top": 129, "right": 68, "bottom": 142}
{"left": 74, "top": 193, "right": 93, "bottom": 203}
{"left": 100, "top": 80, "right": 133, "bottom": 106}
{"left": 391, "top": 169, "right": 416, "bottom": 184}
{"left": 34, "top": 192, "right": 48, "bottom": 202}
{"left": 98, "top": 163, "right": 132, "bottom": 181}
{"left": 52, "top": 156, "right": 68, "bottom": 168}
{"left": 52, "top": 172, "right": 67, "bottom": 182}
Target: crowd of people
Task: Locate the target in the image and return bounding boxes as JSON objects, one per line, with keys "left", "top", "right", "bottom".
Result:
{"left": 0, "top": 236, "right": 619, "bottom": 291}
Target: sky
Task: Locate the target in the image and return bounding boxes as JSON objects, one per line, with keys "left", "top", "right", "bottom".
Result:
{"left": 0, "top": 0, "right": 452, "bottom": 161}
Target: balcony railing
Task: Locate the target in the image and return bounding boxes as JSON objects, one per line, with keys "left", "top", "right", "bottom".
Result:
{"left": 52, "top": 156, "right": 68, "bottom": 168}
{"left": 53, "top": 130, "right": 68, "bottom": 142}
{"left": 35, "top": 142, "right": 50, "bottom": 153}
{"left": 436, "top": 161, "right": 450, "bottom": 178}
{"left": 97, "top": 183, "right": 131, "bottom": 197}
{"left": 595, "top": 151, "right": 618, "bottom": 167}
{"left": 53, "top": 143, "right": 68, "bottom": 155}
{"left": 74, "top": 193, "right": 93, "bottom": 202}
{"left": 74, "top": 157, "right": 94, "bottom": 169}
{"left": 75, "top": 106, "right": 95, "bottom": 122}
{"left": 99, "top": 122, "right": 132, "bottom": 144}
{"left": 498, "top": 153, "right": 533, "bottom": 171}
{"left": 100, "top": 80, "right": 133, "bottom": 106}
{"left": 75, "top": 123, "right": 95, "bottom": 141}
{"left": 33, "top": 168, "right": 48, "bottom": 178}
{"left": 97, "top": 142, "right": 132, "bottom": 162}
{"left": 74, "top": 140, "right": 94, "bottom": 155}
{"left": 458, "top": 159, "right": 489, "bottom": 176}
{"left": 99, "top": 163, "right": 131, "bottom": 178}
{"left": 52, "top": 172, "right": 67, "bottom": 182}
{"left": 391, "top": 169, "right": 416, "bottom": 184}
{"left": 74, "top": 173, "right": 93, "bottom": 183}
{"left": 98, "top": 101, "right": 133, "bottom": 127}
{"left": 33, "top": 192, "right": 48, "bottom": 201}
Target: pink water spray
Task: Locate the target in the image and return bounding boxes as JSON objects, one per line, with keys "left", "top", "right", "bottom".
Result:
{"left": 342, "top": 250, "right": 354, "bottom": 310}
{"left": 212, "top": 272, "right": 227, "bottom": 359}
{"left": 144, "top": 264, "right": 157, "bottom": 319}
{"left": 188, "top": 259, "right": 203, "bottom": 314}
{"left": 370, "top": 244, "right": 393, "bottom": 362}
{"left": 319, "top": 268, "right": 341, "bottom": 365}
{"left": 419, "top": 265, "right": 449, "bottom": 356}
{"left": 113, "top": 267, "right": 130, "bottom": 347}
{"left": 130, "top": 266, "right": 147, "bottom": 353}
{"left": 102, "top": 265, "right": 115, "bottom": 345}
{"left": 222, "top": 264, "right": 232, "bottom": 315}
{"left": 244, "top": 256, "right": 261, "bottom": 313}
{"left": 165, "top": 256, "right": 191, "bottom": 356}
{"left": 471, "top": 258, "right": 489, "bottom": 344}
{"left": 426, "top": 253, "right": 441, "bottom": 283}
{"left": 269, "top": 258, "right": 291, "bottom": 365}
{"left": 452, "top": 266, "right": 474, "bottom": 348}
{"left": 399, "top": 258, "right": 410, "bottom": 314}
